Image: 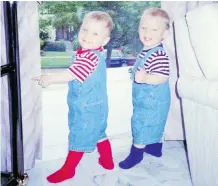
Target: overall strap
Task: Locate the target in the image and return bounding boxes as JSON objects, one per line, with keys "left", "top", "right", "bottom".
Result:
{"left": 92, "top": 49, "right": 104, "bottom": 61}
{"left": 90, "top": 49, "right": 106, "bottom": 72}
{"left": 132, "top": 46, "right": 163, "bottom": 81}
{"left": 141, "top": 46, "right": 163, "bottom": 61}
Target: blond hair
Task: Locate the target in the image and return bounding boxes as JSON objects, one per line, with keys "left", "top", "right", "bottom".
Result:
{"left": 84, "top": 11, "right": 114, "bottom": 33}
{"left": 141, "top": 8, "right": 170, "bottom": 29}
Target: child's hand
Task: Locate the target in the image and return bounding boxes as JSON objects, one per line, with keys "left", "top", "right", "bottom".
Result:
{"left": 32, "top": 75, "right": 50, "bottom": 88}
{"left": 135, "top": 67, "right": 146, "bottom": 83}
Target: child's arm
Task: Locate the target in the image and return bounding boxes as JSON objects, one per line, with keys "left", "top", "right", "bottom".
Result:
{"left": 32, "top": 70, "right": 75, "bottom": 87}
{"left": 135, "top": 68, "right": 168, "bottom": 85}
{"left": 33, "top": 50, "right": 101, "bottom": 88}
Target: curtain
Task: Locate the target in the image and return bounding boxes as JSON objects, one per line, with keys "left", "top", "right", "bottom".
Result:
{"left": 161, "top": 1, "right": 214, "bottom": 140}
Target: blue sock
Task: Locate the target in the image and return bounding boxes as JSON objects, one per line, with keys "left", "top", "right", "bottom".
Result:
{"left": 144, "top": 143, "right": 162, "bottom": 157}
{"left": 119, "top": 145, "right": 144, "bottom": 169}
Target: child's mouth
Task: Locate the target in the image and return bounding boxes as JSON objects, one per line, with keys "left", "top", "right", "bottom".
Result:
{"left": 144, "top": 37, "right": 152, "bottom": 41}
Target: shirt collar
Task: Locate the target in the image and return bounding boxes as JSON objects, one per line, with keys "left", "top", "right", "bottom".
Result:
{"left": 142, "top": 43, "right": 163, "bottom": 53}
{"left": 76, "top": 46, "right": 104, "bottom": 55}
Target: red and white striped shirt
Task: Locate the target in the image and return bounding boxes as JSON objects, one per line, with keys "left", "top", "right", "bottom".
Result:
{"left": 68, "top": 47, "right": 104, "bottom": 83}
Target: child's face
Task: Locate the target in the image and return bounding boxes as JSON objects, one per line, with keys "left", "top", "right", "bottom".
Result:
{"left": 139, "top": 15, "right": 168, "bottom": 49}
{"left": 78, "top": 18, "right": 110, "bottom": 50}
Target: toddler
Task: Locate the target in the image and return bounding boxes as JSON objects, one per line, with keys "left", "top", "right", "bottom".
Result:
{"left": 33, "top": 11, "right": 114, "bottom": 183}
{"left": 119, "top": 7, "right": 171, "bottom": 169}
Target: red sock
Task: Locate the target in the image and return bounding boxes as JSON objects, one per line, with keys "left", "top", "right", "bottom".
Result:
{"left": 47, "top": 151, "right": 84, "bottom": 183}
{"left": 97, "top": 139, "right": 114, "bottom": 170}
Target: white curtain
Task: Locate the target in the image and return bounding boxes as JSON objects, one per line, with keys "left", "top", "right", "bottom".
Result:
{"left": 161, "top": 1, "right": 214, "bottom": 140}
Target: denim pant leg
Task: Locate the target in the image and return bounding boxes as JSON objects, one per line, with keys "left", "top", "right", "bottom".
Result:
{"left": 98, "top": 105, "right": 108, "bottom": 141}
{"left": 132, "top": 83, "right": 170, "bottom": 145}
{"left": 68, "top": 102, "right": 107, "bottom": 152}
{"left": 132, "top": 105, "right": 161, "bottom": 145}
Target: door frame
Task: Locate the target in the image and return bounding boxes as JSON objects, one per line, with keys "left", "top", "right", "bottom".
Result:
{"left": 1, "top": 1, "right": 27, "bottom": 185}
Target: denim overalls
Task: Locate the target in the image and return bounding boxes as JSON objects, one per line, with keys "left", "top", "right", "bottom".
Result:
{"left": 131, "top": 46, "right": 171, "bottom": 145}
{"left": 67, "top": 50, "right": 108, "bottom": 152}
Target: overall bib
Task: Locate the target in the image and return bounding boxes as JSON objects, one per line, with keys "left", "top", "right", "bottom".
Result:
{"left": 131, "top": 46, "right": 171, "bottom": 145}
{"left": 67, "top": 50, "right": 108, "bottom": 152}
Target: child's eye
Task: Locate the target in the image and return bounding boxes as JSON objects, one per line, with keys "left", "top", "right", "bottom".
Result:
{"left": 152, "top": 29, "right": 158, "bottom": 31}
{"left": 142, "top": 27, "right": 147, "bottom": 30}
{"left": 82, "top": 28, "right": 87, "bottom": 32}
{"left": 93, "top": 32, "right": 98, "bottom": 36}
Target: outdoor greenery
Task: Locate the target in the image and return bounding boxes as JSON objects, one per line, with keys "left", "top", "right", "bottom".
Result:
{"left": 41, "top": 56, "right": 71, "bottom": 68}
{"left": 39, "top": 1, "right": 160, "bottom": 68}
{"left": 44, "top": 51, "right": 72, "bottom": 57}
{"left": 43, "top": 40, "right": 66, "bottom": 52}
{"left": 41, "top": 52, "right": 72, "bottom": 68}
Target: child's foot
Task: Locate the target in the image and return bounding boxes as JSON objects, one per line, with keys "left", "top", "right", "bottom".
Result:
{"left": 144, "top": 143, "right": 162, "bottom": 157}
{"left": 47, "top": 151, "right": 84, "bottom": 183}
{"left": 119, "top": 145, "right": 144, "bottom": 169}
{"left": 97, "top": 139, "right": 114, "bottom": 170}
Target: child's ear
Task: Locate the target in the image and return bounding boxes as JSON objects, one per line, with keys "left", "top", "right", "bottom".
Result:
{"left": 162, "top": 29, "right": 169, "bottom": 40}
{"left": 103, "top": 37, "right": 110, "bottom": 46}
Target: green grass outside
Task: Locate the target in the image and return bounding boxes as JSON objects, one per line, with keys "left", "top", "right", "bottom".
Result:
{"left": 41, "top": 51, "right": 73, "bottom": 68}
{"left": 41, "top": 51, "right": 135, "bottom": 68}
{"left": 44, "top": 51, "right": 72, "bottom": 57}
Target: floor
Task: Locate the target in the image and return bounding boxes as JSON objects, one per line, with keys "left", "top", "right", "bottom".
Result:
{"left": 25, "top": 68, "right": 191, "bottom": 185}
{"left": 26, "top": 132, "right": 192, "bottom": 186}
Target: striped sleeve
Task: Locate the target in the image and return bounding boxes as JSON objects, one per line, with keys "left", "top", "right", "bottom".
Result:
{"left": 145, "top": 50, "right": 170, "bottom": 77}
{"left": 68, "top": 51, "right": 99, "bottom": 83}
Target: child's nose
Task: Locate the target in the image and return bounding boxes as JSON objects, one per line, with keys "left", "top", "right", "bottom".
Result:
{"left": 144, "top": 29, "right": 150, "bottom": 35}
{"left": 84, "top": 32, "right": 91, "bottom": 39}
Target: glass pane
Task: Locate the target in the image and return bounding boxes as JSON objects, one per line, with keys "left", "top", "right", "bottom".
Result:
{"left": 1, "top": 2, "right": 8, "bottom": 65}
{"left": 1, "top": 75, "right": 12, "bottom": 172}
